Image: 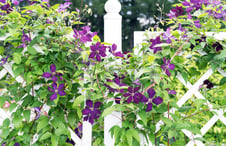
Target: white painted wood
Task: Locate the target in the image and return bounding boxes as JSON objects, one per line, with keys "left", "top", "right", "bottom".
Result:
{"left": 82, "top": 121, "right": 92, "bottom": 146}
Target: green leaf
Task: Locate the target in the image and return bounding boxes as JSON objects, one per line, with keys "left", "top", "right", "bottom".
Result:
{"left": 218, "top": 49, "right": 226, "bottom": 59}
{"left": 130, "top": 129, "right": 140, "bottom": 143}
{"left": 23, "top": 110, "right": 31, "bottom": 122}
{"left": 178, "top": 106, "right": 192, "bottom": 112}
{"left": 13, "top": 52, "right": 22, "bottom": 64}
{"left": 72, "top": 95, "right": 85, "bottom": 108}
{"left": 135, "top": 68, "right": 150, "bottom": 79}
{"left": 188, "top": 127, "right": 202, "bottom": 135}
{"left": 138, "top": 110, "right": 147, "bottom": 126}
{"left": 51, "top": 135, "right": 58, "bottom": 146}
{"left": 161, "top": 117, "right": 173, "bottom": 126}
{"left": 101, "top": 106, "right": 116, "bottom": 118}
{"left": 12, "top": 115, "right": 23, "bottom": 128}
{"left": 37, "top": 116, "right": 49, "bottom": 132}
{"left": 9, "top": 103, "right": 17, "bottom": 112}
{"left": 168, "top": 129, "right": 177, "bottom": 138}
{"left": 2, "top": 128, "right": 10, "bottom": 138}
{"left": 68, "top": 111, "right": 77, "bottom": 127}
{"left": 126, "top": 130, "right": 133, "bottom": 146}
{"left": 3, "top": 118, "right": 10, "bottom": 127}
{"left": 220, "top": 77, "right": 226, "bottom": 85}
{"left": 27, "top": 46, "right": 37, "bottom": 55}
{"left": 40, "top": 132, "right": 51, "bottom": 141}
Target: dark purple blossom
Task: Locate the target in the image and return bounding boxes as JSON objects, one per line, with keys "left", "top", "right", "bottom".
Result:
{"left": 34, "top": 107, "right": 41, "bottom": 119}
{"left": 82, "top": 100, "right": 101, "bottom": 124}
{"left": 144, "top": 88, "right": 163, "bottom": 112}
{"left": 1, "top": 142, "right": 6, "bottom": 146}
{"left": 14, "top": 143, "right": 20, "bottom": 146}
{"left": 0, "top": 56, "right": 8, "bottom": 66}
{"left": 48, "top": 83, "right": 66, "bottom": 101}
{"left": 0, "top": 3, "right": 13, "bottom": 14}
{"left": 168, "top": 89, "right": 176, "bottom": 95}
{"left": 58, "top": 1, "right": 72, "bottom": 12}
{"left": 212, "top": 42, "right": 223, "bottom": 52}
{"left": 0, "top": 0, "right": 6, "bottom": 3}
{"left": 73, "top": 26, "right": 97, "bottom": 43}
{"left": 161, "top": 58, "right": 175, "bottom": 77}
{"left": 42, "top": 64, "right": 62, "bottom": 82}
{"left": 187, "top": 13, "right": 192, "bottom": 19}
{"left": 163, "top": 28, "right": 176, "bottom": 43}
{"left": 123, "top": 87, "right": 146, "bottom": 104}
{"left": 167, "top": 6, "right": 184, "bottom": 19}
{"left": 18, "top": 30, "right": 31, "bottom": 48}
{"left": 109, "top": 44, "right": 124, "bottom": 57}
{"left": 149, "top": 36, "right": 162, "bottom": 54}
{"left": 66, "top": 123, "right": 82, "bottom": 144}
{"left": 203, "top": 79, "right": 214, "bottom": 89}
{"left": 89, "top": 42, "right": 107, "bottom": 62}
{"left": 194, "top": 20, "right": 202, "bottom": 28}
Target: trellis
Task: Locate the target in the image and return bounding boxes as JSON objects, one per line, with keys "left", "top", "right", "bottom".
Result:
{"left": 0, "top": 0, "right": 226, "bottom": 146}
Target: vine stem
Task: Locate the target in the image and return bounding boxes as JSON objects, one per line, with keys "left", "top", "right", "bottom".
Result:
{"left": 152, "top": 113, "right": 157, "bottom": 146}
{"left": 167, "top": 101, "right": 170, "bottom": 146}
{"left": 142, "top": 82, "right": 156, "bottom": 94}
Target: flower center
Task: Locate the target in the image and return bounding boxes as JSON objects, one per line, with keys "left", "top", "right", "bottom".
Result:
{"left": 55, "top": 89, "right": 58, "bottom": 93}
{"left": 52, "top": 72, "right": 56, "bottom": 76}
{"left": 131, "top": 93, "right": 135, "bottom": 96}
{"left": 148, "top": 98, "right": 152, "bottom": 103}
{"left": 96, "top": 50, "right": 99, "bottom": 54}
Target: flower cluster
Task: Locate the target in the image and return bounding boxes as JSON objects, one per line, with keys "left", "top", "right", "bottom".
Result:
{"left": 82, "top": 100, "right": 101, "bottom": 124}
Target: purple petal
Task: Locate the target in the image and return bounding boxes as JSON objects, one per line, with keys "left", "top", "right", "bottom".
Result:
{"left": 134, "top": 87, "right": 140, "bottom": 92}
{"left": 48, "top": 86, "right": 54, "bottom": 92}
{"left": 133, "top": 96, "right": 140, "bottom": 104}
{"left": 127, "top": 96, "right": 132, "bottom": 104}
{"left": 146, "top": 103, "right": 153, "bottom": 112}
{"left": 123, "top": 93, "right": 131, "bottom": 97}
{"left": 50, "top": 64, "right": 56, "bottom": 72}
{"left": 96, "top": 54, "right": 101, "bottom": 62}
{"left": 58, "top": 83, "right": 65, "bottom": 90}
{"left": 112, "top": 44, "right": 117, "bottom": 52}
{"left": 153, "top": 96, "right": 163, "bottom": 105}
{"left": 114, "top": 52, "right": 124, "bottom": 57}
{"left": 94, "top": 102, "right": 101, "bottom": 108}
{"left": 99, "top": 51, "right": 107, "bottom": 57}
{"left": 168, "top": 64, "right": 175, "bottom": 70}
{"left": 50, "top": 93, "right": 57, "bottom": 101}
{"left": 42, "top": 72, "right": 52, "bottom": 78}
{"left": 52, "top": 76, "right": 58, "bottom": 82}
{"left": 127, "top": 87, "right": 133, "bottom": 93}
{"left": 147, "top": 88, "right": 156, "bottom": 99}
{"left": 86, "top": 100, "right": 93, "bottom": 108}
{"left": 52, "top": 83, "right": 57, "bottom": 90}
{"left": 166, "top": 69, "right": 171, "bottom": 77}
{"left": 58, "top": 90, "right": 66, "bottom": 96}
{"left": 89, "top": 52, "right": 96, "bottom": 59}
{"left": 169, "top": 90, "right": 176, "bottom": 95}
{"left": 82, "top": 108, "right": 91, "bottom": 115}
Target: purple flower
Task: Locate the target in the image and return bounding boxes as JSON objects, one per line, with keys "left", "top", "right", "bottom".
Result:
{"left": 123, "top": 87, "right": 146, "bottom": 104}
{"left": 194, "top": 20, "right": 202, "bottom": 28}
{"left": 12, "top": 0, "right": 19, "bottom": 5}
{"left": 14, "top": 143, "right": 20, "bottom": 146}
{"left": 203, "top": 79, "right": 214, "bottom": 89}
{"left": 187, "top": 13, "right": 192, "bottom": 19}
{"left": 161, "top": 58, "right": 175, "bottom": 77}
{"left": 73, "top": 26, "right": 97, "bottom": 43}
{"left": 182, "top": 1, "right": 190, "bottom": 6}
{"left": 149, "top": 36, "right": 162, "bottom": 54}
{"left": 18, "top": 30, "right": 31, "bottom": 48}
{"left": 163, "top": 28, "right": 176, "bottom": 44}
{"left": 0, "top": 56, "right": 8, "bottom": 66}
{"left": 1, "top": 142, "right": 6, "bottom": 146}
{"left": 212, "top": 42, "right": 223, "bottom": 52}
{"left": 58, "top": 2, "right": 72, "bottom": 12}
{"left": 66, "top": 123, "right": 82, "bottom": 144}
{"left": 82, "top": 100, "right": 101, "bottom": 124}
{"left": 48, "top": 83, "right": 66, "bottom": 101}
{"left": 133, "top": 78, "right": 141, "bottom": 86}
{"left": 0, "top": 3, "right": 13, "bottom": 14}
{"left": 109, "top": 44, "right": 124, "bottom": 58}
{"left": 42, "top": 64, "right": 62, "bottom": 82}
{"left": 144, "top": 88, "right": 163, "bottom": 112}
{"left": 89, "top": 42, "right": 107, "bottom": 62}
{"left": 0, "top": 0, "right": 6, "bottom": 3}
{"left": 167, "top": 6, "right": 184, "bottom": 19}
{"left": 167, "top": 89, "right": 176, "bottom": 95}
{"left": 34, "top": 107, "right": 41, "bottom": 119}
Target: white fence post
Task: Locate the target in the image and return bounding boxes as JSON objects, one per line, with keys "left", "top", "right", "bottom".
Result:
{"left": 104, "top": 0, "right": 122, "bottom": 145}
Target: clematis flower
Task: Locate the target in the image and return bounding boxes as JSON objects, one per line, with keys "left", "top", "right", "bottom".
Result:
{"left": 58, "top": 1, "right": 72, "bottom": 12}
{"left": 123, "top": 87, "right": 146, "bottom": 104}
{"left": 149, "top": 36, "right": 162, "bottom": 54}
{"left": 163, "top": 28, "right": 176, "bottom": 43}
{"left": 0, "top": 3, "right": 13, "bottom": 14}
{"left": 73, "top": 26, "right": 97, "bottom": 43}
{"left": 89, "top": 42, "right": 107, "bottom": 62}
{"left": 42, "top": 64, "right": 62, "bottom": 82}
{"left": 167, "top": 6, "right": 184, "bottom": 19}
{"left": 82, "top": 100, "right": 101, "bottom": 124}
{"left": 14, "top": 143, "right": 20, "bottom": 146}
{"left": 0, "top": 56, "right": 8, "bottom": 66}
{"left": 0, "top": 0, "right": 6, "bottom": 3}
{"left": 12, "top": 0, "right": 19, "bottom": 5}
{"left": 66, "top": 123, "right": 82, "bottom": 144}
{"left": 48, "top": 83, "right": 66, "bottom": 101}
{"left": 109, "top": 44, "right": 124, "bottom": 58}
{"left": 34, "top": 107, "right": 41, "bottom": 119}
{"left": 144, "top": 88, "right": 163, "bottom": 112}
{"left": 18, "top": 30, "right": 31, "bottom": 48}
{"left": 203, "top": 79, "right": 214, "bottom": 89}
{"left": 212, "top": 42, "right": 223, "bottom": 52}
{"left": 194, "top": 20, "right": 202, "bottom": 28}
{"left": 161, "top": 58, "right": 175, "bottom": 77}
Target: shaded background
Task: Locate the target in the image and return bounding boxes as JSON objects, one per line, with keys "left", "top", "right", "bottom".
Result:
{"left": 23, "top": 0, "right": 180, "bottom": 50}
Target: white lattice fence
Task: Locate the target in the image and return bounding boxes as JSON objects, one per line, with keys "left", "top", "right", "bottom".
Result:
{"left": 134, "top": 31, "right": 226, "bottom": 146}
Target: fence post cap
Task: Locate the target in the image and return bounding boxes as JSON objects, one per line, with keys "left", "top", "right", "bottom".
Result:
{"left": 105, "top": 0, "right": 121, "bottom": 14}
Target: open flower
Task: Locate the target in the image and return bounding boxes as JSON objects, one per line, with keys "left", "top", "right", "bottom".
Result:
{"left": 123, "top": 87, "right": 146, "bottom": 104}
{"left": 82, "top": 100, "right": 101, "bottom": 124}
{"left": 48, "top": 83, "right": 66, "bottom": 101}
{"left": 167, "top": 6, "right": 184, "bottom": 19}
{"left": 145, "top": 88, "right": 163, "bottom": 112}
{"left": 0, "top": 56, "right": 8, "bottom": 66}
{"left": 161, "top": 58, "right": 175, "bottom": 77}
{"left": 194, "top": 20, "right": 202, "bottom": 28}
{"left": 163, "top": 28, "right": 176, "bottom": 43}
{"left": 149, "top": 36, "right": 162, "bottom": 54}
{"left": 89, "top": 42, "right": 107, "bottom": 62}
{"left": 18, "top": 30, "right": 31, "bottom": 48}
{"left": 34, "top": 107, "right": 41, "bottom": 120}
{"left": 42, "top": 64, "right": 62, "bottom": 82}
{"left": 212, "top": 42, "right": 223, "bottom": 52}
{"left": 73, "top": 26, "right": 97, "bottom": 43}
{"left": 109, "top": 43, "right": 124, "bottom": 57}
{"left": 203, "top": 79, "right": 214, "bottom": 89}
